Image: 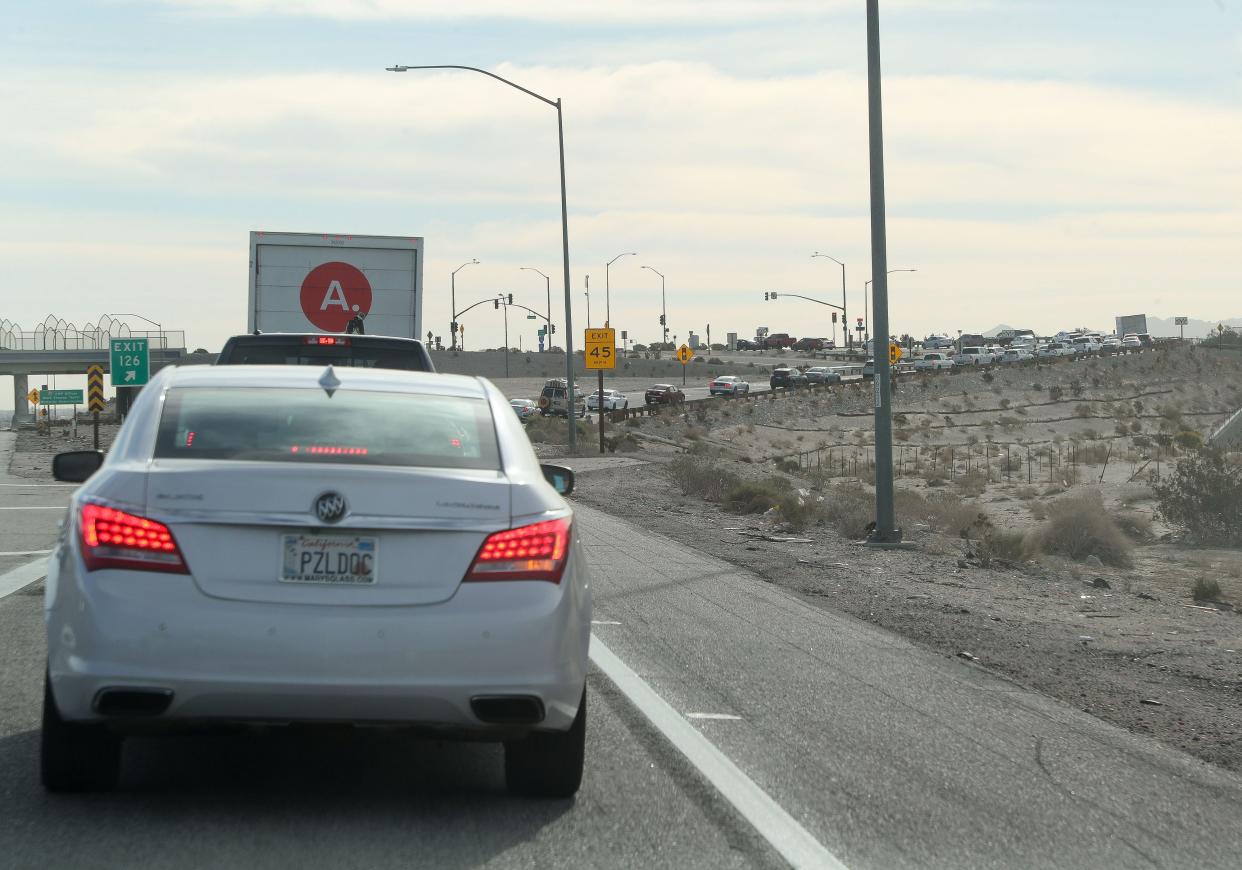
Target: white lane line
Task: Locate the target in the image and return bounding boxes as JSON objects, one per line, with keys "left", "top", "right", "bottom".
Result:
{"left": 0, "top": 506, "right": 65, "bottom": 510}
{"left": 0, "top": 483, "right": 76, "bottom": 487}
{"left": 686, "top": 712, "right": 743, "bottom": 721}
{"left": 0, "top": 559, "right": 48, "bottom": 600}
{"left": 0, "top": 550, "right": 53, "bottom": 557}
{"left": 590, "top": 635, "right": 846, "bottom": 870}
{"left": 591, "top": 620, "right": 622, "bottom": 625}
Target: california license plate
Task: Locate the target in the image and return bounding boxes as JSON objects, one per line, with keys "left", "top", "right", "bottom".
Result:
{"left": 281, "top": 534, "right": 377, "bottom": 585}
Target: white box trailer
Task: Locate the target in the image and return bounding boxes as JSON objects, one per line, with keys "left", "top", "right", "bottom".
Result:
{"left": 248, "top": 231, "right": 424, "bottom": 339}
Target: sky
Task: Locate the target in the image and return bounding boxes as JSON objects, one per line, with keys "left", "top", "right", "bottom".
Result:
{"left": 2, "top": 0, "right": 1241, "bottom": 403}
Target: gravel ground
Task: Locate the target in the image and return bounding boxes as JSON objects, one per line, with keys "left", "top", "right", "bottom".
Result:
{"left": 546, "top": 345, "right": 1242, "bottom": 774}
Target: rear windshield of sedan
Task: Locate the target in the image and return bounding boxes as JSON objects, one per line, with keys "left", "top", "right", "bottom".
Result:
{"left": 217, "top": 336, "right": 432, "bottom": 371}
{"left": 154, "top": 387, "right": 499, "bottom": 470}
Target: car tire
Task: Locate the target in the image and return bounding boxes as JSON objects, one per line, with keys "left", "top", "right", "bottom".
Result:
{"left": 504, "top": 688, "right": 586, "bottom": 798}
{"left": 41, "top": 674, "right": 122, "bottom": 793}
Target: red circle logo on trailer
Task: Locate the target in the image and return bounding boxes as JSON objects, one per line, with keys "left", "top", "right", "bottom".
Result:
{"left": 299, "top": 262, "right": 373, "bottom": 332}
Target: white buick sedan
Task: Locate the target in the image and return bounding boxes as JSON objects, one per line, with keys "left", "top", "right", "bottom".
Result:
{"left": 43, "top": 364, "right": 590, "bottom": 796}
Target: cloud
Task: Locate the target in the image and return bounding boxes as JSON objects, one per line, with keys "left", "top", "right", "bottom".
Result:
{"left": 3, "top": 59, "right": 1239, "bottom": 348}
{"left": 147, "top": 0, "right": 986, "bottom": 23}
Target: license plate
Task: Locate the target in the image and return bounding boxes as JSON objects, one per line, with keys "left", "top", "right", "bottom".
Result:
{"left": 281, "top": 534, "right": 377, "bottom": 585}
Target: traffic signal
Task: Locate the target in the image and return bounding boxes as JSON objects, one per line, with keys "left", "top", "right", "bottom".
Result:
{"left": 832, "top": 312, "right": 838, "bottom": 323}
{"left": 508, "top": 293, "right": 514, "bottom": 305}
{"left": 494, "top": 299, "right": 499, "bottom": 310}
{"left": 659, "top": 314, "right": 666, "bottom": 326}
{"left": 764, "top": 292, "right": 768, "bottom": 300}
{"left": 551, "top": 324, "right": 556, "bottom": 334}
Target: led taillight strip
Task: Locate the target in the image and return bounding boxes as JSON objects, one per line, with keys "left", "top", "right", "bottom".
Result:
{"left": 80, "top": 503, "right": 189, "bottom": 574}
{"left": 464, "top": 518, "right": 571, "bottom": 584}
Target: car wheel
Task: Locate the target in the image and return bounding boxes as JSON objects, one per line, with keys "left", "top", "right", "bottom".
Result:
{"left": 504, "top": 688, "right": 586, "bottom": 798}
{"left": 41, "top": 674, "right": 122, "bottom": 792}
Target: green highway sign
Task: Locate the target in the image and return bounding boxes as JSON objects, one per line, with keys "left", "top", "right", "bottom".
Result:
{"left": 40, "top": 389, "right": 85, "bottom": 405}
{"left": 110, "top": 338, "right": 150, "bottom": 387}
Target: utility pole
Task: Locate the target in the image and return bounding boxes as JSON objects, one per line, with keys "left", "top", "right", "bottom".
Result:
{"left": 865, "top": 0, "right": 905, "bottom": 547}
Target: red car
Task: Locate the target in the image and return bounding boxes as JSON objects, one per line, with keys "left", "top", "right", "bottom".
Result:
{"left": 645, "top": 384, "right": 686, "bottom": 405}
{"left": 763, "top": 333, "right": 797, "bottom": 349}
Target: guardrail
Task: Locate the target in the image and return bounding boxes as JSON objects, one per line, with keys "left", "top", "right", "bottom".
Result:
{"left": 603, "top": 342, "right": 1175, "bottom": 425}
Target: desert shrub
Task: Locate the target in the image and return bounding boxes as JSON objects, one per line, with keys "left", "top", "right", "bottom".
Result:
{"left": 666, "top": 455, "right": 740, "bottom": 501}
{"left": 707, "top": 357, "right": 723, "bottom": 365}
{"left": 1032, "top": 383, "right": 1043, "bottom": 392}
{"left": 1193, "top": 577, "right": 1222, "bottom": 602}
{"left": 1069, "top": 378, "right": 1084, "bottom": 397}
{"left": 977, "top": 528, "right": 1031, "bottom": 565}
{"left": 955, "top": 469, "right": 988, "bottom": 497}
{"left": 776, "top": 457, "right": 801, "bottom": 474}
{"left": 1114, "top": 510, "right": 1153, "bottom": 542}
{"left": 723, "top": 481, "right": 780, "bottom": 514}
{"left": 982, "top": 371, "right": 994, "bottom": 384}
{"left": 1174, "top": 430, "right": 1203, "bottom": 451}
{"left": 1032, "top": 491, "right": 1133, "bottom": 567}
{"left": 821, "top": 482, "right": 875, "bottom": 539}
{"left": 1153, "top": 451, "right": 1242, "bottom": 546}
{"left": 1048, "top": 385, "right": 1064, "bottom": 401}
{"left": 895, "top": 489, "right": 979, "bottom": 535}
{"left": 525, "top": 417, "right": 592, "bottom": 444}
{"left": 1074, "top": 404, "right": 1093, "bottom": 418}
{"left": 999, "top": 398, "right": 1011, "bottom": 409}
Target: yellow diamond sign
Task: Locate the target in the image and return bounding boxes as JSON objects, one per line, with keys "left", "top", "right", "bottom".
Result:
{"left": 888, "top": 343, "right": 903, "bottom": 365}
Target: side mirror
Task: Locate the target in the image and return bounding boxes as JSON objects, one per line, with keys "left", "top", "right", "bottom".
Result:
{"left": 53, "top": 450, "right": 105, "bottom": 483}
{"left": 540, "top": 464, "right": 575, "bottom": 496}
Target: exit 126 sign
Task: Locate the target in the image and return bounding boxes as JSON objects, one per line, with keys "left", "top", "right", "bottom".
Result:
{"left": 110, "top": 338, "right": 150, "bottom": 386}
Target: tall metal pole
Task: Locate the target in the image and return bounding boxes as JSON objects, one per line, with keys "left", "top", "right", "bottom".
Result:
{"left": 866, "top": 0, "right": 900, "bottom": 544}
{"left": 519, "top": 264, "right": 553, "bottom": 350}
{"left": 557, "top": 100, "right": 577, "bottom": 452}
{"left": 605, "top": 252, "right": 636, "bottom": 330}
{"left": 811, "top": 255, "right": 847, "bottom": 348}
{"left": 386, "top": 66, "right": 576, "bottom": 450}
{"left": 502, "top": 298, "right": 510, "bottom": 377}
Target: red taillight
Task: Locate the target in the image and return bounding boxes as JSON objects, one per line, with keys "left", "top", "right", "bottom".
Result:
{"left": 464, "top": 518, "right": 571, "bottom": 584}
{"left": 79, "top": 504, "right": 189, "bottom": 574}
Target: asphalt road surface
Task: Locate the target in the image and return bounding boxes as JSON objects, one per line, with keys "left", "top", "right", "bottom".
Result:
{"left": 3, "top": 435, "right": 1241, "bottom": 868}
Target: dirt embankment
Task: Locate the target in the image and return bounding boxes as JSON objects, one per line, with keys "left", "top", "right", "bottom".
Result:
{"left": 555, "top": 345, "right": 1242, "bottom": 773}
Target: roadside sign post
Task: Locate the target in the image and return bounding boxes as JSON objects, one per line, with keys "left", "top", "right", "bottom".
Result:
{"left": 40, "top": 389, "right": 85, "bottom": 406}
{"left": 584, "top": 328, "right": 617, "bottom": 455}
{"left": 109, "top": 338, "right": 150, "bottom": 387}
{"left": 676, "top": 344, "right": 693, "bottom": 385}
{"left": 87, "top": 365, "right": 105, "bottom": 449}
{"left": 888, "top": 343, "right": 903, "bottom": 366}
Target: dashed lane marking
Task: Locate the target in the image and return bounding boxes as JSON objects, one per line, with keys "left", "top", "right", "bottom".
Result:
{"left": 590, "top": 635, "right": 846, "bottom": 870}
{"left": 686, "top": 713, "right": 744, "bottom": 720}
{"left": 0, "top": 559, "right": 47, "bottom": 600}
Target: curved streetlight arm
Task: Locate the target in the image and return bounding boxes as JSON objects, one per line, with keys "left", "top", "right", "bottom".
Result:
{"left": 387, "top": 65, "right": 557, "bottom": 107}
{"left": 768, "top": 292, "right": 844, "bottom": 313}
{"left": 607, "top": 252, "right": 637, "bottom": 267}
{"left": 811, "top": 252, "right": 843, "bottom": 267}
{"left": 519, "top": 266, "right": 549, "bottom": 280}
{"left": 453, "top": 258, "right": 480, "bottom": 276}
{"left": 105, "top": 312, "right": 165, "bottom": 348}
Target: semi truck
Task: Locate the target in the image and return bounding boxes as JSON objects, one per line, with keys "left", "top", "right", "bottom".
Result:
{"left": 1115, "top": 314, "right": 1148, "bottom": 338}
{"left": 248, "top": 231, "right": 424, "bottom": 338}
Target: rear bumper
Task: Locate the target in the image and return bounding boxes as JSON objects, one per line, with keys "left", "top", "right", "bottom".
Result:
{"left": 45, "top": 548, "right": 591, "bottom": 732}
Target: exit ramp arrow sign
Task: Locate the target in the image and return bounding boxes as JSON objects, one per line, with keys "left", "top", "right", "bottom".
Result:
{"left": 110, "top": 338, "right": 150, "bottom": 387}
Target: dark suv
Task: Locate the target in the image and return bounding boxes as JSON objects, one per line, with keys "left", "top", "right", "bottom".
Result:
{"left": 769, "top": 368, "right": 804, "bottom": 389}
{"left": 217, "top": 334, "right": 435, "bottom": 371}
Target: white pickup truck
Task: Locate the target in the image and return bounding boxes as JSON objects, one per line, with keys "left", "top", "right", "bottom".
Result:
{"left": 952, "top": 346, "right": 995, "bottom": 366}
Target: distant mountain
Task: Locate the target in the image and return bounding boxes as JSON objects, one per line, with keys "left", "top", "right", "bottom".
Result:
{"left": 983, "top": 324, "right": 1015, "bottom": 337}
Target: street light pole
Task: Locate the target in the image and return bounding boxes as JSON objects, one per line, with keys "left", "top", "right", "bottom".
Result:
{"left": 387, "top": 64, "right": 578, "bottom": 451}
{"left": 811, "top": 253, "right": 848, "bottom": 349}
{"left": 520, "top": 266, "right": 552, "bottom": 350}
{"left": 584, "top": 275, "right": 590, "bottom": 328}
{"left": 865, "top": 0, "right": 902, "bottom": 546}
{"left": 450, "top": 259, "right": 479, "bottom": 351}
{"left": 605, "top": 251, "right": 636, "bottom": 329}
{"left": 640, "top": 265, "right": 666, "bottom": 347}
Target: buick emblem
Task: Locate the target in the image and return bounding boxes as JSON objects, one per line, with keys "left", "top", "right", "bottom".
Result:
{"left": 313, "top": 491, "right": 348, "bottom": 524}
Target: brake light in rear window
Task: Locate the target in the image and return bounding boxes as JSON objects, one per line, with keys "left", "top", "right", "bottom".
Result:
{"left": 304, "top": 336, "right": 351, "bottom": 346}
{"left": 464, "top": 518, "right": 571, "bottom": 583}
{"left": 79, "top": 503, "right": 189, "bottom": 574}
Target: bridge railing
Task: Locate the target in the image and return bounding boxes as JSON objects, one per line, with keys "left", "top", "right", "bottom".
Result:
{"left": 0, "top": 329, "right": 185, "bottom": 351}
